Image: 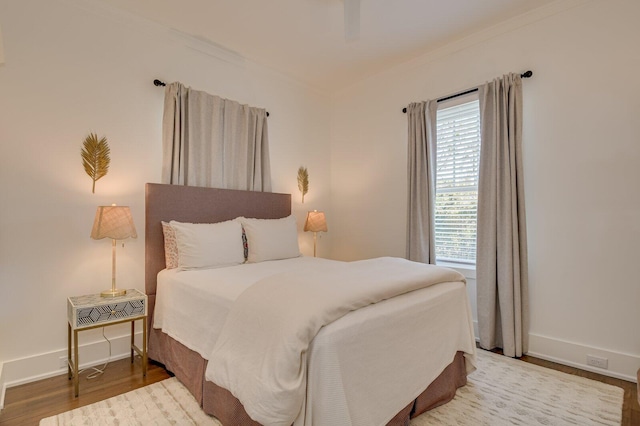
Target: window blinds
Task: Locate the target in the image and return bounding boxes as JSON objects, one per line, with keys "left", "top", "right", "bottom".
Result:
{"left": 435, "top": 98, "right": 481, "bottom": 264}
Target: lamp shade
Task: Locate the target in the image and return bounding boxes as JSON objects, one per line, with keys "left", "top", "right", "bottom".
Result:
{"left": 91, "top": 205, "right": 137, "bottom": 240}
{"left": 304, "top": 211, "right": 327, "bottom": 233}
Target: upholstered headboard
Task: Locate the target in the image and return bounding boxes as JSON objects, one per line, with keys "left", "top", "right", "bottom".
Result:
{"left": 144, "top": 183, "right": 292, "bottom": 326}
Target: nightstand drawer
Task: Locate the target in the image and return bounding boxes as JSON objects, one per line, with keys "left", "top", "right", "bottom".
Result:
{"left": 67, "top": 289, "right": 147, "bottom": 330}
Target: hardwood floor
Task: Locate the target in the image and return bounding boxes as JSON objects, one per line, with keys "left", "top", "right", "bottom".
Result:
{"left": 520, "top": 356, "right": 639, "bottom": 426}
{"left": 0, "top": 357, "right": 170, "bottom": 426}
{"left": 0, "top": 352, "right": 637, "bottom": 425}
{"left": 489, "top": 348, "right": 640, "bottom": 426}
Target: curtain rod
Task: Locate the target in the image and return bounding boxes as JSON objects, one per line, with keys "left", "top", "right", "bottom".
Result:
{"left": 401, "top": 70, "right": 533, "bottom": 114}
{"left": 153, "top": 79, "right": 270, "bottom": 117}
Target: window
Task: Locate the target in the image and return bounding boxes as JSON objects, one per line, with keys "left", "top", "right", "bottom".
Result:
{"left": 434, "top": 94, "right": 481, "bottom": 265}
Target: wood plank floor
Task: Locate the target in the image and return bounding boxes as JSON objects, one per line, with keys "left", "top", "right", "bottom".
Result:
{"left": 0, "top": 357, "right": 171, "bottom": 426}
{"left": 0, "top": 352, "right": 637, "bottom": 425}
{"left": 493, "top": 351, "right": 640, "bottom": 426}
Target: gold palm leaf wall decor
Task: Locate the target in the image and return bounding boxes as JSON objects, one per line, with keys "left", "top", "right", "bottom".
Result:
{"left": 81, "top": 133, "right": 110, "bottom": 194}
{"left": 297, "top": 166, "right": 309, "bottom": 203}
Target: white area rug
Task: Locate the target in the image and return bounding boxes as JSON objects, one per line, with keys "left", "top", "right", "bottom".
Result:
{"left": 416, "top": 351, "right": 623, "bottom": 426}
{"left": 40, "top": 350, "right": 623, "bottom": 425}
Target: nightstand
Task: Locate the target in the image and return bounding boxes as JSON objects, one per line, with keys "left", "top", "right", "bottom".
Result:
{"left": 67, "top": 289, "right": 148, "bottom": 397}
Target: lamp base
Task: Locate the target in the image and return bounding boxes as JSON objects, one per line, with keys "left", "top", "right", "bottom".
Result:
{"left": 100, "top": 288, "right": 127, "bottom": 298}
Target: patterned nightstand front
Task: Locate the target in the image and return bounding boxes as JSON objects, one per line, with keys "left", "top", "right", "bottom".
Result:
{"left": 67, "top": 289, "right": 148, "bottom": 397}
{"left": 68, "top": 289, "right": 147, "bottom": 329}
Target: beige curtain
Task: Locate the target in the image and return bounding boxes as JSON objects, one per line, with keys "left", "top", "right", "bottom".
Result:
{"left": 477, "top": 73, "right": 529, "bottom": 357}
{"left": 406, "top": 100, "right": 438, "bottom": 264}
{"left": 162, "top": 82, "right": 272, "bottom": 191}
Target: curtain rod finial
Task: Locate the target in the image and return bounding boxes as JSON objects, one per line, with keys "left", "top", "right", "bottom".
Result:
{"left": 153, "top": 79, "right": 166, "bottom": 87}
{"left": 521, "top": 70, "right": 533, "bottom": 78}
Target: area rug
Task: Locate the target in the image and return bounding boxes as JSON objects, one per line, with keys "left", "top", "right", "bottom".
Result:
{"left": 40, "top": 350, "right": 623, "bottom": 425}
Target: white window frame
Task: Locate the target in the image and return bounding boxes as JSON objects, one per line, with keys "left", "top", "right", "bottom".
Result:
{"left": 434, "top": 92, "right": 480, "bottom": 268}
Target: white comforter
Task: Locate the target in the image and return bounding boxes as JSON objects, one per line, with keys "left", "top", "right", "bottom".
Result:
{"left": 205, "top": 257, "right": 475, "bottom": 426}
{"left": 154, "top": 257, "right": 332, "bottom": 358}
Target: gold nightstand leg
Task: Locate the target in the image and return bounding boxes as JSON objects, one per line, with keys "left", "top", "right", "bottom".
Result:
{"left": 67, "top": 323, "right": 72, "bottom": 380}
{"left": 142, "top": 317, "right": 147, "bottom": 377}
{"left": 73, "top": 328, "right": 79, "bottom": 397}
{"left": 129, "top": 318, "right": 148, "bottom": 377}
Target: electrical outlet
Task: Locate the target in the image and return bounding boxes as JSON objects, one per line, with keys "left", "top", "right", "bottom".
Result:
{"left": 586, "top": 354, "right": 608, "bottom": 369}
{"left": 59, "top": 356, "right": 68, "bottom": 369}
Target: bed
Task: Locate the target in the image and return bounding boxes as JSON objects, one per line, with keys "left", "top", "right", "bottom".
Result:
{"left": 145, "top": 183, "right": 476, "bottom": 426}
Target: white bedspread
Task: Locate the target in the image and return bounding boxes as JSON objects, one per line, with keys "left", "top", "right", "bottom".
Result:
{"left": 300, "top": 280, "right": 475, "bottom": 426}
{"left": 205, "top": 257, "right": 475, "bottom": 426}
{"left": 154, "top": 257, "right": 336, "bottom": 358}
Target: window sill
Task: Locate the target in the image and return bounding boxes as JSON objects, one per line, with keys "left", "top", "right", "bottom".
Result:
{"left": 436, "top": 261, "right": 476, "bottom": 280}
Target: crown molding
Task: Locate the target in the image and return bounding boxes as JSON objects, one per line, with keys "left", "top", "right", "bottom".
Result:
{"left": 66, "top": 0, "right": 239, "bottom": 63}
{"left": 333, "top": 0, "right": 590, "bottom": 97}
{"left": 62, "top": 0, "right": 327, "bottom": 96}
{"left": 407, "top": 0, "right": 589, "bottom": 71}
{"left": 63, "top": 0, "right": 169, "bottom": 39}
{"left": 167, "top": 28, "right": 245, "bottom": 67}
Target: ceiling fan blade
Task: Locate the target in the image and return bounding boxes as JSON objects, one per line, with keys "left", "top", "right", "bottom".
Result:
{"left": 344, "top": 0, "right": 360, "bottom": 41}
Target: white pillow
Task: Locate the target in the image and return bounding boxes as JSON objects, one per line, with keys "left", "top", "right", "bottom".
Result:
{"left": 238, "top": 215, "right": 301, "bottom": 263}
{"left": 169, "top": 220, "right": 245, "bottom": 269}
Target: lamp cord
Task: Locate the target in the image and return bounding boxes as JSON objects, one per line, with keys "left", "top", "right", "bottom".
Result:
{"left": 78, "top": 327, "right": 112, "bottom": 379}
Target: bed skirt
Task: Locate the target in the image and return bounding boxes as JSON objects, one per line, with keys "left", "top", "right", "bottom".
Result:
{"left": 149, "top": 327, "right": 467, "bottom": 425}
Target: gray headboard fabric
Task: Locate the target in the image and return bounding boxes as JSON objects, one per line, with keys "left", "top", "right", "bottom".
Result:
{"left": 144, "top": 183, "right": 292, "bottom": 326}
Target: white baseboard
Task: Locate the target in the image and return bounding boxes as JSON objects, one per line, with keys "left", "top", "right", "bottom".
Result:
{"left": 0, "top": 331, "right": 143, "bottom": 410}
{"left": 528, "top": 333, "right": 639, "bottom": 383}
{"left": 472, "top": 328, "right": 638, "bottom": 383}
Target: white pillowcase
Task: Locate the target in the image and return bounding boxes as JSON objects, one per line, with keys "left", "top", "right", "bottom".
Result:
{"left": 238, "top": 215, "right": 301, "bottom": 263}
{"left": 169, "top": 220, "right": 245, "bottom": 269}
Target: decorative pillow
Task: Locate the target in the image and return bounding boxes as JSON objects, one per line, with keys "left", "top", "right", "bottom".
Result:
{"left": 242, "top": 228, "right": 248, "bottom": 259}
{"left": 169, "top": 219, "right": 245, "bottom": 269}
{"left": 238, "top": 215, "right": 301, "bottom": 263}
{"left": 161, "top": 221, "right": 179, "bottom": 269}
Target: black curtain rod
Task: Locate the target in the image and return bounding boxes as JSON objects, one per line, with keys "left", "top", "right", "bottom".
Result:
{"left": 153, "top": 79, "right": 270, "bottom": 117}
{"left": 402, "top": 70, "right": 532, "bottom": 113}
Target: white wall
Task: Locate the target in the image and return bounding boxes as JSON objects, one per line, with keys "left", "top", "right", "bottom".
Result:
{"left": 1, "top": 0, "right": 638, "bottom": 406}
{"left": 330, "top": 0, "right": 640, "bottom": 380}
{"left": 0, "top": 0, "right": 331, "bottom": 399}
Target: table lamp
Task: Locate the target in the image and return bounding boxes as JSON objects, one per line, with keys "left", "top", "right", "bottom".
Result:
{"left": 304, "top": 210, "right": 327, "bottom": 257}
{"left": 91, "top": 205, "right": 137, "bottom": 297}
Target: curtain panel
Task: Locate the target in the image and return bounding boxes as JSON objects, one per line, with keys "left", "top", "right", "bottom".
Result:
{"left": 476, "top": 73, "right": 529, "bottom": 357}
{"left": 406, "top": 100, "right": 438, "bottom": 264}
{"left": 162, "top": 82, "right": 272, "bottom": 192}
